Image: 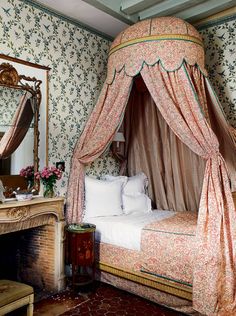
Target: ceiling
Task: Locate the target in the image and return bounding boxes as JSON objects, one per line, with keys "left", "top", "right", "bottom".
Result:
{"left": 33, "top": 0, "right": 236, "bottom": 39}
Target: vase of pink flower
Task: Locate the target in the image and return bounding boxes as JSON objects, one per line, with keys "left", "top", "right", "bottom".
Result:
{"left": 19, "top": 165, "right": 35, "bottom": 190}
{"left": 35, "top": 166, "right": 62, "bottom": 198}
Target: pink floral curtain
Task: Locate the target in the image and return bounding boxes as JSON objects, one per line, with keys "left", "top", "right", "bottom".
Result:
{"left": 189, "top": 66, "right": 236, "bottom": 190}
{"left": 66, "top": 70, "right": 133, "bottom": 223}
{"left": 141, "top": 62, "right": 236, "bottom": 315}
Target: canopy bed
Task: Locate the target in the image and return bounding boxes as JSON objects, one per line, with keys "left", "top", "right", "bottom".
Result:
{"left": 67, "top": 17, "right": 236, "bottom": 315}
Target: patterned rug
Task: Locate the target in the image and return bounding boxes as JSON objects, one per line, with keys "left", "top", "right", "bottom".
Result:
{"left": 34, "top": 282, "right": 185, "bottom": 316}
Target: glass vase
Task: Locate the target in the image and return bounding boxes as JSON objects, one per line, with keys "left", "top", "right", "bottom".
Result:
{"left": 43, "top": 184, "right": 55, "bottom": 198}
{"left": 27, "top": 178, "right": 34, "bottom": 191}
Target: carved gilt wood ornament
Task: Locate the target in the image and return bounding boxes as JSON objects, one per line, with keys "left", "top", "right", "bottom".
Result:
{"left": 0, "top": 62, "right": 42, "bottom": 99}
{"left": 0, "top": 63, "right": 19, "bottom": 85}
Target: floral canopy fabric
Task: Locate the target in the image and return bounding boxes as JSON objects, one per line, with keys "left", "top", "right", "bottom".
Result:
{"left": 67, "top": 17, "right": 236, "bottom": 315}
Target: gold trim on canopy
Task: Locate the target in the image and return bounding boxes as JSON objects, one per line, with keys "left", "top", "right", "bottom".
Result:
{"left": 109, "top": 34, "right": 204, "bottom": 56}
{"left": 106, "top": 17, "right": 207, "bottom": 83}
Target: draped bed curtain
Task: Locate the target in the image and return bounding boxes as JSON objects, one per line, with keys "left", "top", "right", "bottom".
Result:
{"left": 124, "top": 77, "right": 206, "bottom": 212}
{"left": 140, "top": 62, "right": 236, "bottom": 314}
{"left": 67, "top": 71, "right": 133, "bottom": 223}
{"left": 67, "top": 17, "right": 236, "bottom": 315}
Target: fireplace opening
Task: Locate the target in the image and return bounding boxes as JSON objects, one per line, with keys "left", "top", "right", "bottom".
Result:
{"left": 0, "top": 230, "right": 22, "bottom": 280}
{"left": 0, "top": 228, "right": 43, "bottom": 287}
{"left": 0, "top": 197, "right": 66, "bottom": 296}
{"left": 0, "top": 224, "right": 58, "bottom": 292}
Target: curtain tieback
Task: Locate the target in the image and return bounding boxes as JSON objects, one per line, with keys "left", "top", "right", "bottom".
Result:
{"left": 204, "top": 152, "right": 230, "bottom": 175}
{"left": 204, "top": 151, "right": 220, "bottom": 161}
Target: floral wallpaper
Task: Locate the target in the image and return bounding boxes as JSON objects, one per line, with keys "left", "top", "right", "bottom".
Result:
{"left": 0, "top": 87, "right": 24, "bottom": 126}
{"left": 0, "top": 0, "right": 120, "bottom": 196}
{"left": 199, "top": 16, "right": 236, "bottom": 127}
{"left": 0, "top": 0, "right": 235, "bottom": 196}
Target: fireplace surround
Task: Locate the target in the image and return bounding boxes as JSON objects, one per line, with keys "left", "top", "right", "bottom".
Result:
{"left": 0, "top": 197, "right": 66, "bottom": 292}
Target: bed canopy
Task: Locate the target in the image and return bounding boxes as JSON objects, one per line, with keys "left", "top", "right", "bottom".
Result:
{"left": 67, "top": 17, "right": 236, "bottom": 315}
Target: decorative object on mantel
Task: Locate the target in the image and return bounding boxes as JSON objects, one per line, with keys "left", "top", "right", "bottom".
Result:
{"left": 0, "top": 179, "right": 5, "bottom": 203}
{"left": 12, "top": 187, "right": 36, "bottom": 201}
{"left": 35, "top": 166, "right": 62, "bottom": 198}
{"left": 19, "top": 165, "right": 35, "bottom": 190}
{"left": 15, "top": 192, "right": 33, "bottom": 201}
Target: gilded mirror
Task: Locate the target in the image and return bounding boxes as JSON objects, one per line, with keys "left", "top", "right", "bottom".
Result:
{"left": 0, "top": 54, "right": 50, "bottom": 192}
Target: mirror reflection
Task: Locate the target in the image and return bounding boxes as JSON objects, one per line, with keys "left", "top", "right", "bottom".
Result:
{"left": 0, "top": 86, "right": 35, "bottom": 175}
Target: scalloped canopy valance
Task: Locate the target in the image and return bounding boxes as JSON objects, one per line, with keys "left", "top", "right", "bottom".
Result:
{"left": 107, "top": 16, "right": 207, "bottom": 84}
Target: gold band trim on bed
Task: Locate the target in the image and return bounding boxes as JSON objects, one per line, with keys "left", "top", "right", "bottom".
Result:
{"left": 109, "top": 34, "right": 203, "bottom": 56}
{"left": 97, "top": 262, "right": 192, "bottom": 301}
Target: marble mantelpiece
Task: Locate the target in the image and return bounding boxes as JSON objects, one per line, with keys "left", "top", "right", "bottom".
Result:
{"left": 0, "top": 197, "right": 66, "bottom": 291}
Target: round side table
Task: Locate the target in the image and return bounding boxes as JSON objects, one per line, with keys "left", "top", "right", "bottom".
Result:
{"left": 65, "top": 223, "right": 96, "bottom": 288}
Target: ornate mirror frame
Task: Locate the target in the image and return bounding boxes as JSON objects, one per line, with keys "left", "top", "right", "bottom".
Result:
{"left": 0, "top": 54, "right": 50, "bottom": 191}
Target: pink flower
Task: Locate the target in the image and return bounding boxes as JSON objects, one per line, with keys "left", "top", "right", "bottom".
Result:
{"left": 20, "top": 166, "right": 34, "bottom": 179}
{"left": 36, "top": 166, "right": 63, "bottom": 187}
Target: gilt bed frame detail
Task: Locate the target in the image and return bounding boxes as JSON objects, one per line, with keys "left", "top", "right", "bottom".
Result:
{"left": 97, "top": 262, "right": 192, "bottom": 301}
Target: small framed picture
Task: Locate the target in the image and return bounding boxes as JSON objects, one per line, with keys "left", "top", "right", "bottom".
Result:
{"left": 56, "top": 161, "right": 65, "bottom": 171}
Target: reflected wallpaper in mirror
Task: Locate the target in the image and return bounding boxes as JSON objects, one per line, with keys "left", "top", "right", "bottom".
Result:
{"left": 0, "top": 86, "right": 35, "bottom": 175}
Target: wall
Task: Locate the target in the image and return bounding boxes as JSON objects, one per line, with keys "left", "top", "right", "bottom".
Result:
{"left": 0, "top": 0, "right": 119, "bottom": 196}
{"left": 0, "top": 1, "right": 235, "bottom": 196}
{"left": 199, "top": 15, "right": 236, "bottom": 127}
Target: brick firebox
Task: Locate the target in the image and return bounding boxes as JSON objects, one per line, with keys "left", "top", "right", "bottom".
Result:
{"left": 0, "top": 197, "right": 66, "bottom": 292}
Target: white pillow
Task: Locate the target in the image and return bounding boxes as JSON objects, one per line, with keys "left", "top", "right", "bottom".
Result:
{"left": 84, "top": 176, "right": 127, "bottom": 218}
{"left": 123, "top": 193, "right": 152, "bottom": 214}
{"left": 104, "top": 172, "right": 148, "bottom": 195}
{"left": 124, "top": 173, "right": 148, "bottom": 195}
{"left": 103, "top": 175, "right": 127, "bottom": 182}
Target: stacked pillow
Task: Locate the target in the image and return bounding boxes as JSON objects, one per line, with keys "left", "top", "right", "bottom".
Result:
{"left": 84, "top": 172, "right": 151, "bottom": 218}
{"left": 84, "top": 175, "right": 127, "bottom": 218}
{"left": 104, "top": 173, "right": 151, "bottom": 214}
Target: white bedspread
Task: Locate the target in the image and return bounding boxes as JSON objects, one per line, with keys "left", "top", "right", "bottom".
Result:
{"left": 85, "top": 210, "right": 175, "bottom": 250}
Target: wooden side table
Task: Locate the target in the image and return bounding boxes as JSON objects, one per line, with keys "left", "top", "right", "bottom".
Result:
{"left": 66, "top": 223, "right": 96, "bottom": 288}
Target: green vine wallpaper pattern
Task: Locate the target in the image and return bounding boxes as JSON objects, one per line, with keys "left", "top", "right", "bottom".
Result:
{"left": 0, "top": 87, "right": 25, "bottom": 126}
{"left": 0, "top": 0, "right": 120, "bottom": 196}
{"left": 0, "top": 0, "right": 235, "bottom": 196}
{"left": 200, "top": 16, "right": 236, "bottom": 127}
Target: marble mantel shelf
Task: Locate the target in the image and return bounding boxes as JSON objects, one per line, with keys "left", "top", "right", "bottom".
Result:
{"left": 0, "top": 197, "right": 65, "bottom": 224}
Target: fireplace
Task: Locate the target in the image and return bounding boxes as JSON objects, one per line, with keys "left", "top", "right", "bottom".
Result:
{"left": 0, "top": 197, "right": 66, "bottom": 292}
